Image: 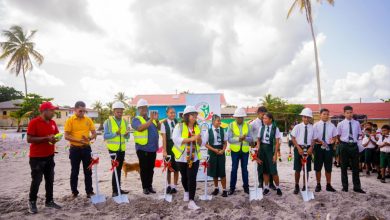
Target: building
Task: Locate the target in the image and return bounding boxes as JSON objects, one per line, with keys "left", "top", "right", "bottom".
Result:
{"left": 130, "top": 93, "right": 227, "bottom": 119}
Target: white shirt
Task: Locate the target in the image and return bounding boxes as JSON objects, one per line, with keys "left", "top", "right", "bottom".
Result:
{"left": 203, "top": 125, "right": 228, "bottom": 146}
{"left": 377, "top": 135, "right": 390, "bottom": 153}
{"left": 160, "top": 119, "right": 176, "bottom": 139}
{"left": 362, "top": 135, "right": 377, "bottom": 149}
{"left": 336, "top": 119, "right": 362, "bottom": 143}
{"left": 313, "top": 120, "right": 337, "bottom": 145}
{"left": 250, "top": 118, "right": 263, "bottom": 140}
{"left": 172, "top": 123, "right": 200, "bottom": 163}
{"left": 259, "top": 124, "right": 282, "bottom": 144}
{"left": 291, "top": 122, "right": 314, "bottom": 146}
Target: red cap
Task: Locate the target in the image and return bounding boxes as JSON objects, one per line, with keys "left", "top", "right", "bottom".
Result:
{"left": 39, "top": 102, "right": 59, "bottom": 112}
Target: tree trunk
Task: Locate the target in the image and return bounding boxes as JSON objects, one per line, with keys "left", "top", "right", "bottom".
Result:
{"left": 23, "top": 69, "right": 28, "bottom": 97}
{"left": 309, "top": 19, "right": 323, "bottom": 110}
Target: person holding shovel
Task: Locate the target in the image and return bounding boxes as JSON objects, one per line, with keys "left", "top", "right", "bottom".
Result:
{"left": 103, "top": 101, "right": 130, "bottom": 197}
{"left": 204, "top": 114, "right": 228, "bottom": 197}
{"left": 256, "top": 113, "right": 283, "bottom": 196}
{"left": 291, "top": 108, "right": 314, "bottom": 195}
{"left": 171, "top": 106, "right": 203, "bottom": 210}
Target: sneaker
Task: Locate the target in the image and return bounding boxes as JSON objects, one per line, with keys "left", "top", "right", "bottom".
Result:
{"left": 377, "top": 174, "right": 382, "bottom": 180}
{"left": 45, "top": 201, "right": 61, "bottom": 209}
{"left": 87, "top": 192, "right": 95, "bottom": 198}
{"left": 276, "top": 188, "right": 282, "bottom": 196}
{"left": 170, "top": 188, "right": 177, "bottom": 194}
{"left": 148, "top": 187, "right": 156, "bottom": 194}
{"left": 270, "top": 184, "right": 277, "bottom": 191}
{"left": 183, "top": 192, "right": 189, "bottom": 202}
{"left": 143, "top": 189, "right": 150, "bottom": 195}
{"left": 72, "top": 192, "right": 79, "bottom": 198}
{"left": 326, "top": 184, "right": 336, "bottom": 192}
{"left": 211, "top": 188, "right": 219, "bottom": 196}
{"left": 380, "top": 178, "right": 386, "bottom": 183}
{"left": 372, "top": 169, "right": 377, "bottom": 173}
{"left": 244, "top": 188, "right": 250, "bottom": 194}
{"left": 120, "top": 190, "right": 129, "bottom": 194}
{"left": 228, "top": 189, "right": 235, "bottom": 195}
{"left": 279, "top": 158, "right": 282, "bottom": 162}
{"left": 315, "top": 184, "right": 321, "bottom": 192}
{"left": 263, "top": 188, "right": 270, "bottom": 195}
{"left": 222, "top": 190, "right": 228, "bottom": 197}
{"left": 166, "top": 186, "right": 172, "bottom": 194}
{"left": 301, "top": 185, "right": 306, "bottom": 191}
{"left": 342, "top": 187, "right": 348, "bottom": 192}
{"left": 353, "top": 188, "right": 366, "bottom": 194}
{"left": 293, "top": 185, "right": 299, "bottom": 194}
{"left": 28, "top": 201, "right": 38, "bottom": 214}
{"left": 188, "top": 200, "right": 200, "bottom": 210}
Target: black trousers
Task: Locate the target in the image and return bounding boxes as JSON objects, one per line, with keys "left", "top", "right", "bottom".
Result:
{"left": 136, "top": 150, "right": 156, "bottom": 189}
{"left": 178, "top": 161, "right": 199, "bottom": 200}
{"left": 29, "top": 155, "right": 55, "bottom": 202}
{"left": 340, "top": 142, "right": 361, "bottom": 190}
{"left": 69, "top": 146, "right": 93, "bottom": 194}
{"left": 109, "top": 150, "right": 125, "bottom": 193}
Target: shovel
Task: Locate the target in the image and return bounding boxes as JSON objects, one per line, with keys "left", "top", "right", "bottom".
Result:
{"left": 199, "top": 155, "right": 212, "bottom": 201}
{"left": 301, "top": 153, "right": 314, "bottom": 202}
{"left": 90, "top": 152, "right": 106, "bottom": 204}
{"left": 109, "top": 153, "right": 129, "bottom": 204}
{"left": 249, "top": 149, "right": 263, "bottom": 201}
{"left": 159, "top": 155, "right": 173, "bottom": 202}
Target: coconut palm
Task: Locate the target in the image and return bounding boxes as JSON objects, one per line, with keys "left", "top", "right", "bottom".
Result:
{"left": 92, "top": 101, "right": 105, "bottom": 131}
{"left": 114, "top": 92, "right": 129, "bottom": 106}
{"left": 287, "top": 0, "right": 334, "bottom": 108}
{"left": 0, "top": 25, "right": 44, "bottom": 97}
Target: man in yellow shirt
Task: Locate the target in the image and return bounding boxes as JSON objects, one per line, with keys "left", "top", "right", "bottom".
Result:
{"left": 65, "top": 101, "right": 97, "bottom": 198}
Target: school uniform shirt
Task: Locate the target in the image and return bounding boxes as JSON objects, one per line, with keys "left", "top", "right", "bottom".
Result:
{"left": 259, "top": 124, "right": 282, "bottom": 144}
{"left": 160, "top": 119, "right": 176, "bottom": 139}
{"left": 249, "top": 118, "right": 263, "bottom": 140}
{"left": 336, "top": 119, "right": 362, "bottom": 143}
{"left": 291, "top": 122, "right": 314, "bottom": 146}
{"left": 313, "top": 120, "right": 337, "bottom": 145}
{"left": 362, "top": 135, "right": 377, "bottom": 149}
{"left": 203, "top": 125, "right": 228, "bottom": 146}
{"left": 377, "top": 135, "right": 390, "bottom": 153}
{"left": 172, "top": 124, "right": 200, "bottom": 163}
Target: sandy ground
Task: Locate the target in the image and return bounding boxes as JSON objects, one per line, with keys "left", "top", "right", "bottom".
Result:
{"left": 0, "top": 129, "right": 389, "bottom": 220}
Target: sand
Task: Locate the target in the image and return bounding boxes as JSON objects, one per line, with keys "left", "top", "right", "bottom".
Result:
{"left": 0, "top": 129, "right": 389, "bottom": 220}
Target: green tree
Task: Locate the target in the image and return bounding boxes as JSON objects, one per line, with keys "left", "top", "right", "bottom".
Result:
{"left": 0, "top": 85, "right": 24, "bottom": 102}
{"left": 287, "top": 0, "right": 335, "bottom": 109}
{"left": 92, "top": 101, "right": 106, "bottom": 131}
{"left": 380, "top": 98, "right": 390, "bottom": 103}
{"left": 0, "top": 26, "right": 44, "bottom": 97}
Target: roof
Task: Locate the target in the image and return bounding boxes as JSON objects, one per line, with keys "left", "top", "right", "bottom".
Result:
{"left": 130, "top": 93, "right": 227, "bottom": 106}
{"left": 304, "top": 103, "right": 390, "bottom": 119}
{"left": 0, "top": 99, "right": 23, "bottom": 109}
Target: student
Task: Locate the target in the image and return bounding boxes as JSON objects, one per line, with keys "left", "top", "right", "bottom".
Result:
{"left": 27, "top": 102, "right": 62, "bottom": 214}
{"left": 160, "top": 106, "right": 179, "bottom": 194}
{"left": 287, "top": 125, "right": 294, "bottom": 155}
{"left": 336, "top": 105, "right": 365, "bottom": 193}
{"left": 228, "top": 107, "right": 253, "bottom": 195}
{"left": 204, "top": 114, "right": 228, "bottom": 197}
{"left": 291, "top": 108, "right": 314, "bottom": 194}
{"left": 256, "top": 113, "right": 283, "bottom": 196}
{"left": 172, "top": 106, "right": 203, "bottom": 210}
{"left": 377, "top": 125, "right": 390, "bottom": 183}
{"left": 103, "top": 101, "right": 130, "bottom": 196}
{"left": 64, "top": 101, "right": 97, "bottom": 198}
{"left": 312, "top": 108, "right": 337, "bottom": 192}
{"left": 362, "top": 127, "right": 377, "bottom": 175}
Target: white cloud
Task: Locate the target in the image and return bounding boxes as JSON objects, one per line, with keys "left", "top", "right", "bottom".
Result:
{"left": 27, "top": 67, "right": 65, "bottom": 87}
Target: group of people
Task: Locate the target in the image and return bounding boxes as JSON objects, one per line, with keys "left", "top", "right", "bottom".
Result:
{"left": 26, "top": 99, "right": 390, "bottom": 213}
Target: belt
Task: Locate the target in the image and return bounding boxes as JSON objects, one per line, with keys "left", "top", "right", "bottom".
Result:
{"left": 299, "top": 145, "right": 311, "bottom": 149}
{"left": 340, "top": 141, "right": 357, "bottom": 146}
{"left": 70, "top": 144, "right": 91, "bottom": 148}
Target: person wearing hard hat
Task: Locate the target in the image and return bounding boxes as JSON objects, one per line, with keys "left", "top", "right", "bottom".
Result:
{"left": 227, "top": 107, "right": 253, "bottom": 195}
{"left": 171, "top": 106, "right": 203, "bottom": 210}
{"left": 103, "top": 101, "right": 130, "bottom": 196}
{"left": 131, "top": 98, "right": 160, "bottom": 195}
{"left": 291, "top": 107, "right": 315, "bottom": 195}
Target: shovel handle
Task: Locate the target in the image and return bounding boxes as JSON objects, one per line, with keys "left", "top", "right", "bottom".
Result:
{"left": 109, "top": 153, "right": 117, "bottom": 160}
{"left": 203, "top": 154, "right": 210, "bottom": 162}
{"left": 164, "top": 155, "right": 172, "bottom": 163}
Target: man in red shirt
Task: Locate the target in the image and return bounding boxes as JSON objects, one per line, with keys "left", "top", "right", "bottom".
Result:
{"left": 27, "top": 102, "right": 62, "bottom": 214}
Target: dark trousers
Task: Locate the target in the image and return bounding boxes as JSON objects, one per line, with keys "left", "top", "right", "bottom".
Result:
{"left": 69, "top": 146, "right": 93, "bottom": 194}
{"left": 29, "top": 156, "right": 55, "bottom": 202}
{"left": 230, "top": 151, "right": 249, "bottom": 190}
{"left": 109, "top": 150, "right": 125, "bottom": 193}
{"left": 178, "top": 160, "right": 199, "bottom": 200}
{"left": 340, "top": 143, "right": 361, "bottom": 190}
{"left": 136, "top": 150, "right": 156, "bottom": 189}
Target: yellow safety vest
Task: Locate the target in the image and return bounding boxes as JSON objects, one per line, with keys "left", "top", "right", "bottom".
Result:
{"left": 133, "top": 116, "right": 157, "bottom": 145}
{"left": 105, "top": 116, "right": 127, "bottom": 151}
{"left": 229, "top": 121, "right": 250, "bottom": 153}
{"left": 171, "top": 123, "right": 202, "bottom": 160}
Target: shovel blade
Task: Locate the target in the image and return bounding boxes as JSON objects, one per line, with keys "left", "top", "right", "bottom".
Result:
{"left": 249, "top": 187, "right": 263, "bottom": 201}
{"left": 113, "top": 195, "right": 129, "bottom": 204}
{"left": 301, "top": 190, "right": 314, "bottom": 202}
{"left": 159, "top": 194, "right": 173, "bottom": 203}
{"left": 91, "top": 194, "right": 106, "bottom": 204}
{"left": 199, "top": 195, "right": 213, "bottom": 201}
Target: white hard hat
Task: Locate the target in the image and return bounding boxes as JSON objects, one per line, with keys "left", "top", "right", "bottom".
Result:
{"left": 183, "top": 106, "right": 198, "bottom": 115}
{"left": 299, "top": 107, "right": 313, "bottom": 118}
{"left": 136, "top": 99, "right": 148, "bottom": 108}
{"left": 112, "top": 101, "right": 125, "bottom": 110}
{"left": 233, "top": 107, "right": 247, "bottom": 117}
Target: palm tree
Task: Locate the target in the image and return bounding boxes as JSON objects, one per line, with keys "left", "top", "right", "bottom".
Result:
{"left": 260, "top": 94, "right": 276, "bottom": 107}
{"left": 0, "top": 25, "right": 44, "bottom": 97}
{"left": 114, "top": 92, "right": 129, "bottom": 106}
{"left": 287, "top": 0, "right": 334, "bottom": 109}
{"left": 92, "top": 101, "right": 105, "bottom": 131}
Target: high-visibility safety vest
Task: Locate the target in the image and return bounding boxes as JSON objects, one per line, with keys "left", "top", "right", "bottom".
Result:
{"left": 171, "top": 123, "right": 202, "bottom": 160}
{"left": 133, "top": 116, "right": 157, "bottom": 145}
{"left": 105, "top": 116, "right": 127, "bottom": 152}
{"left": 229, "top": 121, "right": 250, "bottom": 153}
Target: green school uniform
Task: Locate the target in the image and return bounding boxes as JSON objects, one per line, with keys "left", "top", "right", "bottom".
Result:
{"left": 207, "top": 127, "right": 226, "bottom": 178}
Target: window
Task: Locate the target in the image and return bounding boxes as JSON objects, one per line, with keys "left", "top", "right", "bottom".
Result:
{"left": 178, "top": 112, "right": 184, "bottom": 119}
{"left": 2, "top": 111, "right": 6, "bottom": 116}
{"left": 56, "top": 112, "right": 61, "bottom": 119}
